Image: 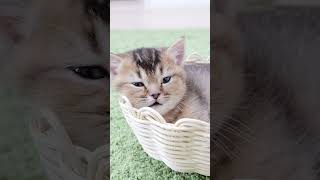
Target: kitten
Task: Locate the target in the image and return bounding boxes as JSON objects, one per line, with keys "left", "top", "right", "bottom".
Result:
{"left": 111, "top": 38, "right": 210, "bottom": 123}
{"left": 213, "top": 0, "right": 320, "bottom": 179}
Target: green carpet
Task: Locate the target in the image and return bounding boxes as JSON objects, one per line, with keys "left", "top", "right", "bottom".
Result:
{"left": 110, "top": 30, "right": 210, "bottom": 180}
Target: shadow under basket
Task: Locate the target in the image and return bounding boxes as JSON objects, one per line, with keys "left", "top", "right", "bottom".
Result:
{"left": 119, "top": 96, "right": 210, "bottom": 176}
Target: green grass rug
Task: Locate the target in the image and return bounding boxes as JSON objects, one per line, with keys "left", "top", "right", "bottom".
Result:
{"left": 110, "top": 30, "right": 210, "bottom": 180}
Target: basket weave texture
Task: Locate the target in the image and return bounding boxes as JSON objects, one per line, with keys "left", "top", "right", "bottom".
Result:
{"left": 119, "top": 96, "right": 210, "bottom": 176}
{"left": 29, "top": 110, "right": 108, "bottom": 180}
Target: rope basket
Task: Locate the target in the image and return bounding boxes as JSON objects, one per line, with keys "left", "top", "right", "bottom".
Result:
{"left": 185, "top": 52, "right": 210, "bottom": 63}
{"left": 119, "top": 96, "right": 210, "bottom": 176}
{"left": 28, "top": 109, "right": 108, "bottom": 180}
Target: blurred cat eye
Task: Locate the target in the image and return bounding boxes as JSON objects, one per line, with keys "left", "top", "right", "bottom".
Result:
{"left": 162, "top": 76, "right": 171, "bottom": 84}
{"left": 67, "top": 65, "right": 108, "bottom": 80}
{"left": 132, "top": 82, "right": 144, "bottom": 87}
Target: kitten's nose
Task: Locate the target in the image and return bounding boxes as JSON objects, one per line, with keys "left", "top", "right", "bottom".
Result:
{"left": 151, "top": 93, "right": 160, "bottom": 99}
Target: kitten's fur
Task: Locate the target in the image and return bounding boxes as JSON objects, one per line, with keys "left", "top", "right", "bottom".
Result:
{"left": 111, "top": 38, "right": 210, "bottom": 123}
{"left": 214, "top": 0, "right": 320, "bottom": 179}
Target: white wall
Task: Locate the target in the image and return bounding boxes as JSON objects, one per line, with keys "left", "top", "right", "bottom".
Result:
{"left": 110, "top": 0, "right": 210, "bottom": 30}
{"left": 144, "top": 0, "right": 210, "bottom": 9}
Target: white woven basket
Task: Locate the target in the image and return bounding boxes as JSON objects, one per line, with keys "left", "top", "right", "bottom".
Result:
{"left": 119, "top": 96, "right": 210, "bottom": 176}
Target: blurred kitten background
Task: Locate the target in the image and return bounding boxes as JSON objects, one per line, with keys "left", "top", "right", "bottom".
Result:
{"left": 214, "top": 0, "right": 320, "bottom": 179}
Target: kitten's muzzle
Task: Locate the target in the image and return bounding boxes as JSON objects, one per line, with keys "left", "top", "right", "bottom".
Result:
{"left": 149, "top": 101, "right": 161, "bottom": 107}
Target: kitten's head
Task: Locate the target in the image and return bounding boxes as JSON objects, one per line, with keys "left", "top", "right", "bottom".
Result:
{"left": 111, "top": 38, "right": 186, "bottom": 115}
{"left": 0, "top": 0, "right": 108, "bottom": 150}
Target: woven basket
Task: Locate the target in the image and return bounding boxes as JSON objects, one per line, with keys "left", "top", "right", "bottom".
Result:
{"left": 185, "top": 52, "right": 210, "bottom": 63}
{"left": 28, "top": 109, "right": 108, "bottom": 180}
{"left": 119, "top": 96, "right": 210, "bottom": 176}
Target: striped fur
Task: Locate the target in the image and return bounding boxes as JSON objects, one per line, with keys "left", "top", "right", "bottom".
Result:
{"left": 133, "top": 48, "right": 161, "bottom": 74}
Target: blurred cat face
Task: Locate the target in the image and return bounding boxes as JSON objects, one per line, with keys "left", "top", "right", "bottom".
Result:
{"left": 111, "top": 39, "right": 187, "bottom": 115}
{"left": 6, "top": 0, "right": 109, "bottom": 150}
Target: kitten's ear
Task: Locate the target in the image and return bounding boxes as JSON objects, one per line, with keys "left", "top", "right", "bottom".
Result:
{"left": 166, "top": 37, "right": 185, "bottom": 65}
{"left": 0, "top": 1, "right": 28, "bottom": 45}
{"left": 0, "top": 16, "right": 23, "bottom": 44}
{"left": 110, "top": 54, "right": 122, "bottom": 76}
{"left": 0, "top": 2, "right": 28, "bottom": 61}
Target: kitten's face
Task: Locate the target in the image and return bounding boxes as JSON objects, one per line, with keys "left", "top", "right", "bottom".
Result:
{"left": 3, "top": 0, "right": 109, "bottom": 150}
{"left": 111, "top": 39, "right": 186, "bottom": 115}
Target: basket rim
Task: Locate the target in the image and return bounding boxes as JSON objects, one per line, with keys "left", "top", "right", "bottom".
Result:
{"left": 185, "top": 52, "right": 210, "bottom": 63}
{"left": 119, "top": 96, "right": 210, "bottom": 127}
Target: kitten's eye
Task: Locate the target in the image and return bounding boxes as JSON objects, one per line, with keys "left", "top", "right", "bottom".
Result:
{"left": 162, "top": 76, "right": 171, "bottom": 84}
{"left": 132, "top": 82, "right": 144, "bottom": 87}
{"left": 68, "top": 65, "right": 108, "bottom": 80}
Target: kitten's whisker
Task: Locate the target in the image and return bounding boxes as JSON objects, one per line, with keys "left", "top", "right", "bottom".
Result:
{"left": 216, "top": 131, "right": 241, "bottom": 155}
{"left": 224, "top": 115, "right": 253, "bottom": 133}
{"left": 215, "top": 138, "right": 237, "bottom": 160}
{"left": 220, "top": 124, "right": 254, "bottom": 144}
